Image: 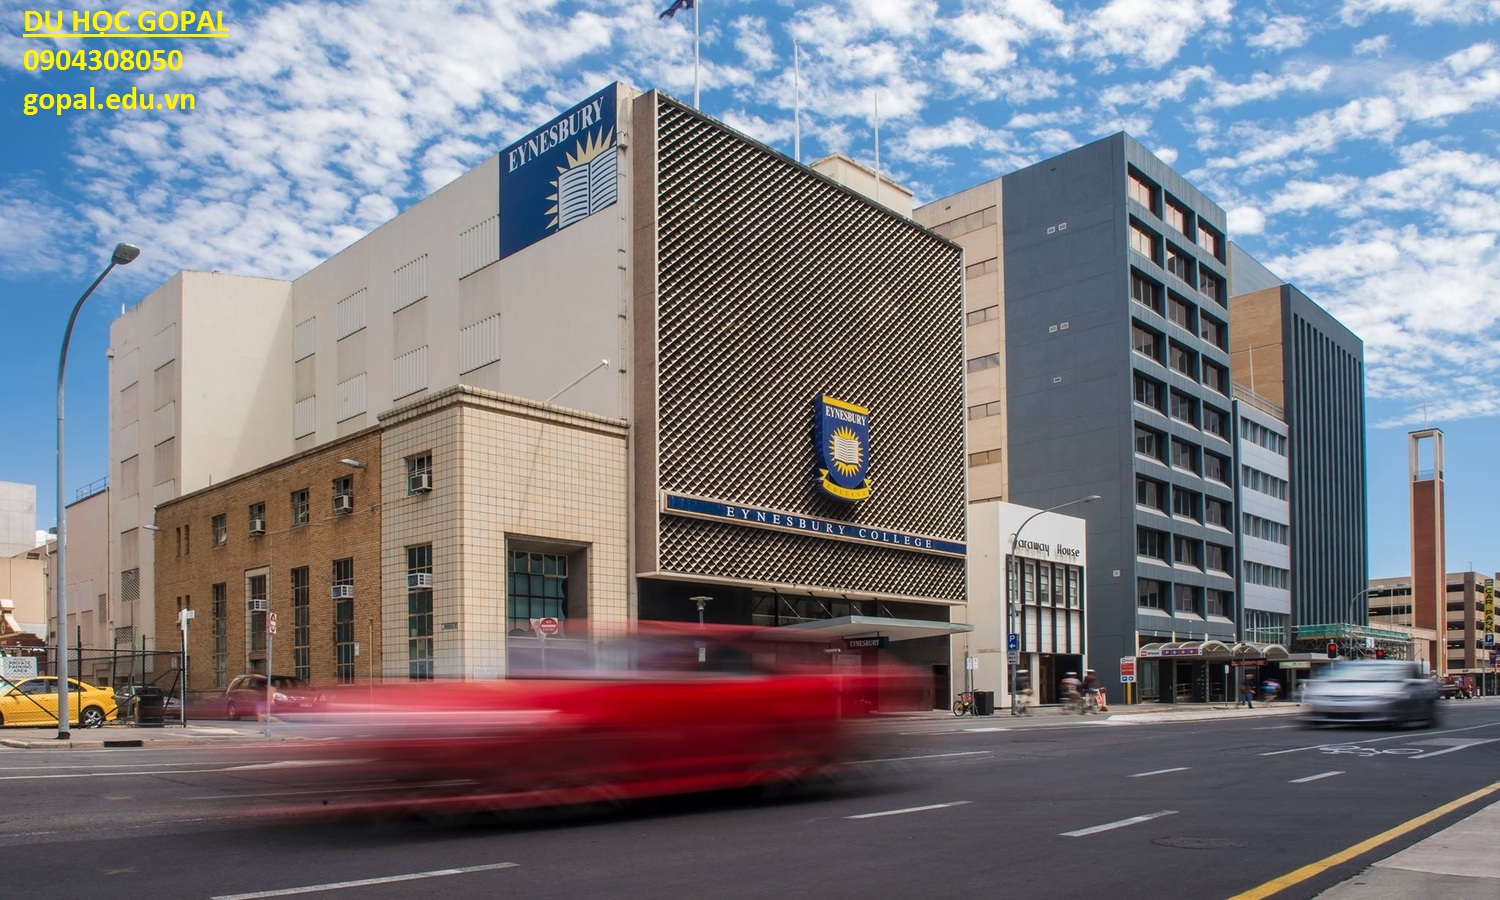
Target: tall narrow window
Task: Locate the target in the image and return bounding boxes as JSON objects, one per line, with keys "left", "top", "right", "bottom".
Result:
{"left": 1174, "top": 584, "right": 1199, "bottom": 614}
{"left": 291, "top": 489, "right": 310, "bottom": 526}
{"left": 334, "top": 558, "right": 355, "bottom": 683}
{"left": 212, "top": 583, "right": 227, "bottom": 688}
{"left": 212, "top": 514, "right": 227, "bottom": 546}
{"left": 248, "top": 573, "right": 267, "bottom": 652}
{"left": 1131, "top": 270, "right": 1163, "bottom": 314}
{"left": 292, "top": 566, "right": 310, "bottom": 680}
{"left": 407, "top": 545, "right": 433, "bottom": 679}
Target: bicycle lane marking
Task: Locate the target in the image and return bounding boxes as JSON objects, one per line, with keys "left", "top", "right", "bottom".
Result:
{"left": 846, "top": 800, "right": 972, "bottom": 820}
{"left": 1128, "top": 767, "right": 1190, "bottom": 778}
{"left": 1259, "top": 721, "right": 1500, "bottom": 756}
{"left": 1290, "top": 771, "right": 1344, "bottom": 783}
{"left": 1062, "top": 810, "right": 1178, "bottom": 837}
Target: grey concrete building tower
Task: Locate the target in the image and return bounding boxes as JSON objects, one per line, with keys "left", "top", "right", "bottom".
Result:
{"left": 1227, "top": 244, "right": 1368, "bottom": 647}
{"left": 998, "top": 134, "right": 1237, "bottom": 698}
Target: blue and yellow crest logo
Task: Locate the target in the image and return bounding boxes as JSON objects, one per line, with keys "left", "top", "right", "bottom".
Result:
{"left": 816, "top": 395, "right": 872, "bottom": 501}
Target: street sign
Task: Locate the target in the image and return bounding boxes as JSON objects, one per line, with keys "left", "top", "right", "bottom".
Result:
{"left": 1005, "top": 650, "right": 1017, "bottom": 664}
{"left": 966, "top": 656, "right": 979, "bottom": 670}
{"left": 268, "top": 612, "right": 277, "bottom": 635}
{"left": 2, "top": 656, "right": 37, "bottom": 681}
{"left": 1119, "top": 656, "right": 1136, "bottom": 684}
{"left": 1006, "top": 633, "right": 1019, "bottom": 652}
{"left": 536, "top": 616, "right": 560, "bottom": 636}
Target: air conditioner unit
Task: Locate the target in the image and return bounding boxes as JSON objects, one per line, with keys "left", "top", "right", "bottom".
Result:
{"left": 409, "top": 471, "right": 433, "bottom": 493}
{"left": 247, "top": 598, "right": 268, "bottom": 612}
{"left": 333, "top": 493, "right": 355, "bottom": 514}
{"left": 331, "top": 584, "right": 355, "bottom": 600}
{"left": 407, "top": 572, "right": 434, "bottom": 589}
{"left": 248, "top": 518, "right": 265, "bottom": 536}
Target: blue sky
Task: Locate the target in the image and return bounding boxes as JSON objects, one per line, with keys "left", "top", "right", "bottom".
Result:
{"left": 2, "top": 0, "right": 1496, "bottom": 579}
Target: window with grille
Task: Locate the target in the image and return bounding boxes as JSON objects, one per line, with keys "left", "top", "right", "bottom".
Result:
{"left": 334, "top": 558, "right": 355, "bottom": 682}
{"left": 507, "top": 550, "right": 570, "bottom": 635}
{"left": 292, "top": 566, "right": 310, "bottom": 680}
{"left": 290, "top": 489, "right": 310, "bottom": 526}
{"left": 212, "top": 514, "right": 227, "bottom": 546}
{"left": 213, "top": 583, "right": 227, "bottom": 688}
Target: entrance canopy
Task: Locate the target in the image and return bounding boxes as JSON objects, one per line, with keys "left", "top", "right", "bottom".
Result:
{"left": 771, "top": 615, "right": 973, "bottom": 643}
{"left": 1138, "top": 640, "right": 1290, "bottom": 661}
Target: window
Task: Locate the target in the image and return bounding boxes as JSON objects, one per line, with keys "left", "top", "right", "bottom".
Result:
{"left": 1243, "top": 513, "right": 1289, "bottom": 544}
{"left": 406, "top": 453, "right": 433, "bottom": 495}
{"left": 967, "top": 353, "right": 1000, "bottom": 373}
{"left": 291, "top": 566, "right": 310, "bottom": 681}
{"left": 1197, "top": 224, "right": 1223, "bottom": 259}
{"left": 1200, "top": 267, "right": 1224, "bottom": 305}
{"left": 1242, "top": 465, "right": 1288, "bottom": 499}
{"left": 334, "top": 558, "right": 355, "bottom": 683}
{"left": 508, "top": 550, "right": 570, "bottom": 635}
{"left": 1171, "top": 438, "right": 1199, "bottom": 473}
{"left": 212, "top": 514, "right": 226, "bottom": 547}
{"left": 184, "top": 524, "right": 190, "bottom": 556}
{"left": 290, "top": 489, "right": 310, "bottom": 526}
{"left": 1129, "top": 221, "right": 1161, "bottom": 265}
{"left": 1135, "top": 425, "right": 1166, "bottom": 462}
{"left": 1242, "top": 419, "right": 1287, "bottom": 455}
{"left": 1202, "top": 361, "right": 1228, "bottom": 395}
{"left": 248, "top": 502, "right": 265, "bottom": 533}
{"left": 1199, "top": 314, "right": 1226, "bottom": 350}
{"left": 1206, "top": 589, "right": 1228, "bottom": 618}
{"left": 1165, "top": 245, "right": 1194, "bottom": 285}
{"left": 1202, "top": 405, "right": 1229, "bottom": 440}
{"left": 1205, "top": 497, "right": 1229, "bottom": 527}
{"left": 1131, "top": 270, "right": 1163, "bottom": 314}
{"left": 248, "top": 573, "right": 267, "bottom": 652}
{"left": 1132, "top": 323, "right": 1162, "bottom": 363}
{"left": 1168, "top": 294, "right": 1196, "bottom": 331}
{"left": 1164, "top": 199, "right": 1189, "bottom": 236}
{"left": 1174, "top": 584, "right": 1199, "bottom": 614}
{"left": 1139, "top": 578, "right": 1166, "bottom": 610}
{"left": 966, "top": 305, "right": 1000, "bottom": 326}
{"left": 1173, "top": 536, "right": 1201, "bottom": 569}
{"left": 1206, "top": 544, "right": 1232, "bottom": 573}
{"left": 407, "top": 545, "right": 433, "bottom": 680}
{"left": 968, "top": 449, "right": 1003, "bottom": 466}
{"left": 1135, "top": 476, "right": 1168, "bottom": 513}
{"left": 1204, "top": 451, "right": 1230, "bottom": 484}
{"left": 1244, "top": 561, "right": 1291, "bottom": 590}
{"left": 1172, "top": 486, "right": 1201, "bottom": 520}
{"left": 1134, "top": 374, "right": 1165, "bottom": 412}
{"left": 1169, "top": 389, "right": 1198, "bottom": 425}
{"left": 1137, "top": 527, "right": 1169, "bottom": 561}
{"left": 212, "top": 583, "right": 227, "bottom": 688}
{"left": 1168, "top": 342, "right": 1197, "bottom": 379}
{"left": 1128, "top": 169, "right": 1159, "bottom": 212}
{"left": 967, "top": 400, "right": 1002, "bottom": 420}
{"left": 332, "top": 475, "right": 354, "bottom": 513}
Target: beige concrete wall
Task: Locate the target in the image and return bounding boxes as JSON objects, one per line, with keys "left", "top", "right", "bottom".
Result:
{"left": 57, "top": 490, "right": 111, "bottom": 661}
{"left": 1228, "top": 287, "right": 1285, "bottom": 405}
{"left": 379, "top": 387, "right": 628, "bottom": 679}
{"left": 0, "top": 551, "right": 46, "bottom": 636}
{"left": 809, "top": 153, "right": 914, "bottom": 216}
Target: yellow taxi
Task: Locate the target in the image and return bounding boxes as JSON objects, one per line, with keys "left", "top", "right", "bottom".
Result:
{"left": 0, "top": 676, "right": 119, "bottom": 728}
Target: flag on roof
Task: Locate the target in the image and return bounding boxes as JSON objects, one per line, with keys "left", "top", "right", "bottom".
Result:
{"left": 659, "top": 0, "right": 694, "bottom": 20}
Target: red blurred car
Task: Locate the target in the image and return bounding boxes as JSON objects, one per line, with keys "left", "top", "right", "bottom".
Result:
{"left": 249, "top": 625, "right": 905, "bottom": 818}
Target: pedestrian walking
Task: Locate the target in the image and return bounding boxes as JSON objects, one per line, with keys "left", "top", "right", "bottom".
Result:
{"left": 1241, "top": 672, "right": 1257, "bottom": 709}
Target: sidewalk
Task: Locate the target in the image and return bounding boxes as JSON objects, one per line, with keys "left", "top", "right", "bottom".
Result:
{"left": 0, "top": 720, "right": 302, "bottom": 749}
{"left": 1313, "top": 799, "right": 1500, "bottom": 899}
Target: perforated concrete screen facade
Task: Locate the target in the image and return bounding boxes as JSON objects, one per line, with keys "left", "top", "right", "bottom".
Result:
{"left": 633, "top": 93, "right": 968, "bottom": 605}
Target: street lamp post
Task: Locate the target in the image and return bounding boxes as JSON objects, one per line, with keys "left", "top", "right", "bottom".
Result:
{"left": 1007, "top": 495, "right": 1100, "bottom": 713}
{"left": 690, "top": 596, "right": 711, "bottom": 625}
{"left": 55, "top": 242, "right": 139, "bottom": 739}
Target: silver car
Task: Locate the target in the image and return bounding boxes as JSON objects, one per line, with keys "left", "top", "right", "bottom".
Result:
{"left": 1302, "top": 660, "right": 1439, "bottom": 728}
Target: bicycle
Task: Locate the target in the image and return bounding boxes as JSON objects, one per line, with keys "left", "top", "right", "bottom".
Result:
{"left": 953, "top": 691, "right": 976, "bottom": 716}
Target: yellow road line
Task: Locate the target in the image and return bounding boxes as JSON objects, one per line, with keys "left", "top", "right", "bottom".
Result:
{"left": 1227, "top": 780, "right": 1500, "bottom": 900}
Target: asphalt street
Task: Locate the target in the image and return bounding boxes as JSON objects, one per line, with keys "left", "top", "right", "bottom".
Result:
{"left": 1, "top": 701, "right": 1497, "bottom": 900}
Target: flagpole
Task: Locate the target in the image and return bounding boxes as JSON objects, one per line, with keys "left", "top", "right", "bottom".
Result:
{"left": 793, "top": 39, "right": 801, "bottom": 163}
{"left": 693, "top": 0, "right": 701, "bottom": 109}
{"left": 873, "top": 92, "right": 880, "bottom": 206}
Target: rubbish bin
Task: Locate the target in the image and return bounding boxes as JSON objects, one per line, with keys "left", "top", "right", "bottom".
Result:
{"left": 135, "top": 687, "right": 168, "bottom": 727}
{"left": 973, "top": 690, "right": 995, "bottom": 716}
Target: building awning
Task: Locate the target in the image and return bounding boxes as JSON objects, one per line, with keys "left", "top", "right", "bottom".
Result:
{"left": 770, "top": 615, "right": 973, "bottom": 643}
{"left": 1139, "top": 640, "right": 1290, "bottom": 660}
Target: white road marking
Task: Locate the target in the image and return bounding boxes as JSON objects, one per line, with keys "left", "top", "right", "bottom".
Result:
{"left": 850, "top": 751, "right": 992, "bottom": 765}
{"left": 1261, "top": 722, "right": 1500, "bottom": 756}
{"left": 1128, "top": 767, "right": 1189, "bottom": 778}
{"left": 1410, "top": 739, "right": 1500, "bottom": 759}
{"left": 1062, "top": 809, "right": 1177, "bottom": 837}
{"left": 847, "top": 801, "right": 971, "bottom": 820}
{"left": 210, "top": 862, "right": 520, "bottom": 899}
{"left": 964, "top": 727, "right": 1007, "bottom": 733}
{"left": 0, "top": 767, "right": 241, "bottom": 781}
{"left": 1290, "top": 771, "right": 1344, "bottom": 783}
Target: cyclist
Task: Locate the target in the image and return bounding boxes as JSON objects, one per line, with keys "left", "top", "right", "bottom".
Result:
{"left": 1060, "top": 671, "right": 1082, "bottom": 711}
{"left": 1013, "top": 669, "right": 1032, "bottom": 716}
{"left": 1082, "top": 669, "right": 1103, "bottom": 711}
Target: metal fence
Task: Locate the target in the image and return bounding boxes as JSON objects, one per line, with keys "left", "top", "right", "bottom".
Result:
{"left": 2, "top": 646, "right": 182, "bottom": 692}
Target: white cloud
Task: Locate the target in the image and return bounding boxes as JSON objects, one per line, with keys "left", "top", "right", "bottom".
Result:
{"left": 1227, "top": 205, "right": 1266, "bottom": 234}
{"left": 1246, "top": 15, "right": 1312, "bottom": 50}
{"left": 1081, "top": 0, "right": 1234, "bottom": 68}
{"left": 1354, "top": 34, "right": 1392, "bottom": 55}
{"left": 1341, "top": 0, "right": 1500, "bottom": 25}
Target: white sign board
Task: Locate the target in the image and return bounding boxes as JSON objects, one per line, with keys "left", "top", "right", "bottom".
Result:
{"left": 2, "top": 656, "right": 38, "bottom": 681}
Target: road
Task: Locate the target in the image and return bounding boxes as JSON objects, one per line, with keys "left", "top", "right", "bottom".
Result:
{"left": 2, "top": 702, "right": 1497, "bottom": 900}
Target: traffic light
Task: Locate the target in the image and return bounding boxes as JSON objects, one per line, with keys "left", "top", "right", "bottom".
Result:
{"left": 1375, "top": 648, "right": 1386, "bottom": 659}
{"left": 1327, "top": 642, "right": 1338, "bottom": 659}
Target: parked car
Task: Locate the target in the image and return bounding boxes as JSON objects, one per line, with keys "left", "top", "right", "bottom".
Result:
{"left": 0, "top": 676, "right": 118, "bottom": 727}
{"left": 113, "top": 682, "right": 183, "bottom": 721}
{"left": 1302, "top": 660, "right": 1439, "bottom": 728}
{"left": 239, "top": 624, "right": 913, "bottom": 819}
{"left": 224, "top": 674, "right": 324, "bottom": 720}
